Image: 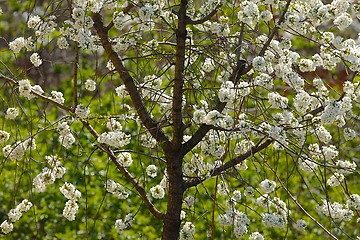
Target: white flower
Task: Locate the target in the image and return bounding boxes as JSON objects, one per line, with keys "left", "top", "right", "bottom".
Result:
{"left": 203, "top": 58, "right": 215, "bottom": 72}
{"left": 105, "top": 179, "right": 129, "bottom": 199}
{"left": 180, "top": 222, "right": 195, "bottom": 240}
{"left": 31, "top": 85, "right": 44, "bottom": 95}
{"left": 0, "top": 130, "right": 10, "bottom": 144}
{"left": 19, "top": 79, "right": 34, "bottom": 99}
{"left": 316, "top": 200, "right": 353, "bottom": 222}
{"left": 15, "top": 199, "right": 33, "bottom": 213}
{"left": 268, "top": 92, "right": 288, "bottom": 109}
{"left": 294, "top": 219, "right": 307, "bottom": 231}
{"left": 254, "top": 73, "right": 273, "bottom": 90}
{"left": 117, "top": 152, "right": 132, "bottom": 167}
{"left": 334, "top": 13, "right": 352, "bottom": 30}
{"left": 115, "top": 219, "right": 127, "bottom": 232}
{"left": 59, "top": 134, "right": 76, "bottom": 149}
{"left": 63, "top": 199, "right": 79, "bottom": 221}
{"left": 75, "top": 104, "right": 90, "bottom": 119}
{"left": 107, "top": 60, "right": 115, "bottom": 71}
{"left": 57, "top": 37, "right": 69, "bottom": 49}
{"left": 321, "top": 100, "right": 341, "bottom": 124}
{"left": 244, "top": 186, "right": 255, "bottom": 197}
{"left": 335, "top": 160, "right": 356, "bottom": 175}
{"left": 293, "top": 90, "right": 311, "bottom": 114}
{"left": 84, "top": 79, "right": 96, "bottom": 91}
{"left": 9, "top": 37, "right": 25, "bottom": 53}
{"left": 30, "top": 52, "right": 42, "bottom": 67}
{"left": 115, "top": 85, "right": 127, "bottom": 97}
{"left": 0, "top": 220, "right": 13, "bottom": 234}
{"left": 106, "top": 119, "right": 122, "bottom": 132}
{"left": 27, "top": 15, "right": 43, "bottom": 30}
{"left": 237, "top": 81, "right": 250, "bottom": 96}
{"left": 8, "top": 209, "right": 22, "bottom": 222}
{"left": 51, "top": 91, "right": 65, "bottom": 104}
{"left": 114, "top": 214, "right": 133, "bottom": 232}
{"left": 261, "top": 213, "right": 285, "bottom": 228}
{"left": 146, "top": 164, "right": 158, "bottom": 178}
{"left": 252, "top": 56, "right": 266, "bottom": 72}
{"left": 204, "top": 110, "right": 222, "bottom": 125}
{"left": 299, "top": 59, "right": 316, "bottom": 72}
{"left": 344, "top": 128, "right": 356, "bottom": 141}
{"left": 259, "top": 10, "right": 273, "bottom": 22}
{"left": 327, "top": 173, "right": 344, "bottom": 187}
{"left": 347, "top": 194, "right": 360, "bottom": 210}
{"left": 259, "top": 179, "right": 276, "bottom": 193}
{"left": 97, "top": 131, "right": 130, "bottom": 148}
{"left": 5, "top": 108, "right": 19, "bottom": 119}
{"left": 60, "top": 182, "right": 81, "bottom": 200}
{"left": 150, "top": 185, "right": 165, "bottom": 199}
{"left": 249, "top": 232, "right": 264, "bottom": 240}
{"left": 218, "top": 81, "right": 235, "bottom": 102}
{"left": 233, "top": 190, "right": 242, "bottom": 202}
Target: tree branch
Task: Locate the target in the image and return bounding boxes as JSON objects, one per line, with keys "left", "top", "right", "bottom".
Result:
{"left": 81, "top": 120, "right": 165, "bottom": 219}
{"left": 171, "top": 0, "right": 187, "bottom": 148}
{"left": 184, "top": 138, "right": 274, "bottom": 188}
{"left": 181, "top": 0, "right": 293, "bottom": 155}
{"left": 92, "top": 13, "right": 170, "bottom": 145}
{"left": 258, "top": 0, "right": 292, "bottom": 57}
{"left": 184, "top": 9, "right": 217, "bottom": 25}
{"left": 73, "top": 43, "right": 79, "bottom": 110}
{"left": 0, "top": 74, "right": 72, "bottom": 112}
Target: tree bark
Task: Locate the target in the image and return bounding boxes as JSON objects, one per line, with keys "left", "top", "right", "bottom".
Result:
{"left": 161, "top": 152, "right": 185, "bottom": 239}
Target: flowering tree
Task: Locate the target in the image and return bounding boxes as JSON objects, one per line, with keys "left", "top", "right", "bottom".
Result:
{"left": 0, "top": 0, "right": 360, "bottom": 239}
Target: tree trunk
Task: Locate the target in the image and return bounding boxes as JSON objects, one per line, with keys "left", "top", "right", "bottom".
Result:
{"left": 162, "top": 153, "right": 184, "bottom": 239}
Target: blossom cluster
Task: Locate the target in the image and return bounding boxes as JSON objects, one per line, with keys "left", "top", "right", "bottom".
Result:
{"left": 33, "top": 155, "right": 66, "bottom": 192}
{"left": 316, "top": 200, "right": 354, "bottom": 222}
{"left": 57, "top": 121, "right": 76, "bottom": 149}
{"left": 0, "top": 199, "right": 33, "bottom": 234}
{"left": 179, "top": 222, "right": 195, "bottom": 240}
{"left": 97, "top": 119, "right": 130, "bottom": 148}
{"left": 114, "top": 213, "right": 134, "bottom": 233}
{"left": 60, "top": 182, "right": 81, "bottom": 221}
{"left": 105, "top": 179, "right": 129, "bottom": 199}
{"left": 3, "top": 138, "right": 36, "bottom": 161}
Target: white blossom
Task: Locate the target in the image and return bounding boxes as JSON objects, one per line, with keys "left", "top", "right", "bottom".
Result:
{"left": 327, "top": 173, "right": 344, "bottom": 187}
{"left": 63, "top": 199, "right": 79, "bottom": 221}
{"left": 75, "top": 104, "right": 90, "bottom": 119}
{"left": 0, "top": 130, "right": 10, "bottom": 144}
{"left": 105, "top": 179, "right": 129, "bottom": 199}
{"left": 0, "top": 220, "right": 13, "bottom": 234}
{"left": 5, "top": 108, "right": 19, "bottom": 119}
{"left": 180, "top": 222, "right": 195, "bottom": 240}
{"left": 9, "top": 37, "right": 25, "bottom": 53}
{"left": 60, "top": 182, "right": 81, "bottom": 200}
{"left": 249, "top": 232, "right": 264, "bottom": 240}
{"left": 294, "top": 219, "right": 307, "bottom": 231}
{"left": 146, "top": 164, "right": 158, "bottom": 178}
{"left": 30, "top": 52, "right": 42, "bottom": 67}
{"left": 117, "top": 152, "right": 133, "bottom": 167}
{"left": 259, "top": 179, "right": 276, "bottom": 194}
{"left": 85, "top": 79, "right": 96, "bottom": 91}
{"left": 252, "top": 56, "right": 266, "bottom": 72}
{"left": 344, "top": 128, "right": 356, "bottom": 141}
{"left": 51, "top": 91, "right": 65, "bottom": 104}
{"left": 27, "top": 15, "right": 42, "bottom": 30}
{"left": 316, "top": 200, "right": 353, "bottom": 222}
{"left": 268, "top": 92, "right": 288, "bottom": 109}
{"left": 150, "top": 185, "right": 165, "bottom": 199}
{"left": 261, "top": 213, "right": 285, "bottom": 228}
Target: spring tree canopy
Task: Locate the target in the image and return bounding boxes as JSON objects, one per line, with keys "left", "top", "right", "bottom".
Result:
{"left": 0, "top": 0, "right": 360, "bottom": 239}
